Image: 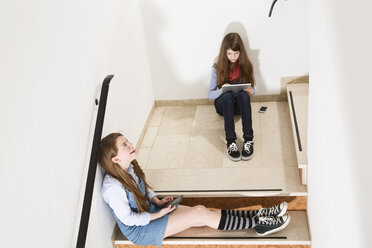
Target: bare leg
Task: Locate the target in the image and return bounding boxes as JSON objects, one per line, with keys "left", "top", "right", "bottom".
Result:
{"left": 164, "top": 205, "right": 221, "bottom": 238}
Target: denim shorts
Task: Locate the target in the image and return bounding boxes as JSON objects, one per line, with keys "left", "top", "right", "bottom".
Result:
{"left": 110, "top": 203, "right": 173, "bottom": 247}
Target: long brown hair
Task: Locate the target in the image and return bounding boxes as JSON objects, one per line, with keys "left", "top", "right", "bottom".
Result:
{"left": 216, "top": 32, "right": 255, "bottom": 88}
{"left": 99, "top": 133, "right": 151, "bottom": 213}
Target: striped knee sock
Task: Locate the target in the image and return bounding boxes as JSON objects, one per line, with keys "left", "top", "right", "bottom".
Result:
{"left": 217, "top": 210, "right": 258, "bottom": 230}
{"left": 224, "top": 209, "right": 259, "bottom": 219}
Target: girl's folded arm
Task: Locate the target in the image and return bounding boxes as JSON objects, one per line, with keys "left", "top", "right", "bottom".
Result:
{"left": 147, "top": 188, "right": 157, "bottom": 201}
{"left": 208, "top": 66, "right": 222, "bottom": 100}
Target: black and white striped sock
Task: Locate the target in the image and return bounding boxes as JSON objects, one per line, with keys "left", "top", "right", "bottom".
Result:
{"left": 217, "top": 210, "right": 258, "bottom": 230}
{"left": 224, "top": 209, "right": 259, "bottom": 219}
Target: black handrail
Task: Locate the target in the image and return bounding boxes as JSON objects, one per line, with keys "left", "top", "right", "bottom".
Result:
{"left": 289, "top": 91, "right": 303, "bottom": 152}
{"left": 76, "top": 74, "right": 113, "bottom": 248}
{"left": 268, "top": 0, "right": 278, "bottom": 17}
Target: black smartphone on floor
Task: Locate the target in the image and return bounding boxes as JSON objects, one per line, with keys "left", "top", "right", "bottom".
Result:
{"left": 259, "top": 106, "right": 268, "bottom": 113}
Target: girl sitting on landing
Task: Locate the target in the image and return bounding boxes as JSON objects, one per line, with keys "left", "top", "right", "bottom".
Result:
{"left": 99, "top": 132, "right": 290, "bottom": 246}
{"left": 209, "top": 32, "right": 255, "bottom": 161}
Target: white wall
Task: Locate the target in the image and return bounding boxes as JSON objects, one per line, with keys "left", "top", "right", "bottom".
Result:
{"left": 308, "top": 0, "right": 372, "bottom": 247}
{"left": 140, "top": 0, "right": 310, "bottom": 100}
{"left": 86, "top": 1, "right": 155, "bottom": 248}
{"left": 0, "top": 0, "right": 154, "bottom": 248}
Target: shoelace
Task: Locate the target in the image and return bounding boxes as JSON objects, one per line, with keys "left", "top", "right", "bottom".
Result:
{"left": 244, "top": 141, "right": 253, "bottom": 152}
{"left": 258, "top": 216, "right": 283, "bottom": 226}
{"left": 257, "top": 204, "right": 280, "bottom": 217}
{"left": 228, "top": 142, "right": 239, "bottom": 153}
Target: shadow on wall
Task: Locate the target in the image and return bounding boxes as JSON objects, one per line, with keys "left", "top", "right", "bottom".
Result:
{"left": 140, "top": 2, "right": 267, "bottom": 100}
{"left": 223, "top": 22, "right": 267, "bottom": 94}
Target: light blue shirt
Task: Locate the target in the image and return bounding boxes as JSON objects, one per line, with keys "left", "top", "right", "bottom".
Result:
{"left": 208, "top": 66, "right": 256, "bottom": 100}
{"left": 101, "top": 164, "right": 157, "bottom": 226}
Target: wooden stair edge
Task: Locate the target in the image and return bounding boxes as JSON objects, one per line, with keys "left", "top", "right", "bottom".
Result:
{"left": 117, "top": 244, "right": 311, "bottom": 248}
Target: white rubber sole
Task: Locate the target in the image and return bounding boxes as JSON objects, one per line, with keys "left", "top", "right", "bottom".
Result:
{"left": 228, "top": 155, "right": 241, "bottom": 161}
{"left": 277, "top": 202, "right": 288, "bottom": 217}
{"left": 241, "top": 153, "right": 253, "bottom": 160}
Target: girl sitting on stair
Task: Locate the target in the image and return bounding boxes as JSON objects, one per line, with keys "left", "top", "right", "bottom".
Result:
{"left": 99, "top": 132, "right": 291, "bottom": 246}
{"left": 208, "top": 32, "right": 255, "bottom": 161}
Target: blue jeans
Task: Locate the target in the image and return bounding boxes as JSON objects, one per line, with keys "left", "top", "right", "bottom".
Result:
{"left": 214, "top": 91, "right": 254, "bottom": 142}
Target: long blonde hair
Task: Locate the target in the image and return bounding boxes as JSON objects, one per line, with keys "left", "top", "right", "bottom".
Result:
{"left": 216, "top": 32, "right": 255, "bottom": 88}
{"left": 99, "top": 133, "right": 151, "bottom": 212}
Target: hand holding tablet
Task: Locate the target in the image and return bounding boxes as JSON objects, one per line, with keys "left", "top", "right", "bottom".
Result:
{"left": 222, "top": 83, "right": 251, "bottom": 94}
{"left": 165, "top": 195, "right": 183, "bottom": 207}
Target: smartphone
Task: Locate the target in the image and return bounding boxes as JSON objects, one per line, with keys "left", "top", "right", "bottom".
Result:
{"left": 165, "top": 195, "right": 183, "bottom": 207}
{"left": 259, "top": 106, "right": 268, "bottom": 113}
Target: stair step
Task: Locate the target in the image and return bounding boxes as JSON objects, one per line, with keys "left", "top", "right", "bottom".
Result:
{"left": 144, "top": 167, "right": 307, "bottom": 197}
{"left": 115, "top": 211, "right": 310, "bottom": 247}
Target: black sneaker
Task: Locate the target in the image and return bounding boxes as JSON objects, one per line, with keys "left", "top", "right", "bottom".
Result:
{"left": 241, "top": 140, "right": 254, "bottom": 160}
{"left": 255, "top": 215, "right": 291, "bottom": 236}
{"left": 256, "top": 202, "right": 288, "bottom": 218}
{"left": 227, "top": 141, "right": 241, "bottom": 161}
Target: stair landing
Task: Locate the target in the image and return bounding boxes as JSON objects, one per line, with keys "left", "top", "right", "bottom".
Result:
{"left": 136, "top": 101, "right": 306, "bottom": 196}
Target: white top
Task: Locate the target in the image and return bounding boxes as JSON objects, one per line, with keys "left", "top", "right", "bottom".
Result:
{"left": 101, "top": 164, "right": 157, "bottom": 226}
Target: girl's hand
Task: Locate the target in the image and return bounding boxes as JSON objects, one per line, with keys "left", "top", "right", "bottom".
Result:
{"left": 244, "top": 87, "right": 254, "bottom": 96}
{"left": 150, "top": 205, "right": 176, "bottom": 221}
{"left": 158, "top": 205, "right": 176, "bottom": 218}
{"left": 223, "top": 83, "right": 231, "bottom": 86}
{"left": 157, "top": 196, "right": 173, "bottom": 207}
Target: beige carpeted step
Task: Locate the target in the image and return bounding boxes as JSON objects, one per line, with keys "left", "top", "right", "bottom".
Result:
{"left": 114, "top": 211, "right": 310, "bottom": 247}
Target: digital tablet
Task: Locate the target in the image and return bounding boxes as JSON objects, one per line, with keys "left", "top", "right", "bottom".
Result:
{"left": 165, "top": 195, "right": 183, "bottom": 207}
{"left": 222, "top": 83, "right": 251, "bottom": 94}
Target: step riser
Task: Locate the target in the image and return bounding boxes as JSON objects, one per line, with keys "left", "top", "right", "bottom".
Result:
{"left": 300, "top": 168, "right": 307, "bottom": 185}
{"left": 180, "top": 196, "right": 307, "bottom": 211}
{"left": 117, "top": 245, "right": 310, "bottom": 248}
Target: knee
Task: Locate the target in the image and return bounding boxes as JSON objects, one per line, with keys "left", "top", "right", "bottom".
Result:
{"left": 194, "top": 205, "right": 208, "bottom": 212}
{"left": 193, "top": 205, "right": 209, "bottom": 219}
{"left": 220, "top": 93, "right": 235, "bottom": 109}
{"left": 191, "top": 205, "right": 210, "bottom": 225}
{"left": 237, "top": 91, "right": 251, "bottom": 103}
{"left": 221, "top": 92, "right": 234, "bottom": 102}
